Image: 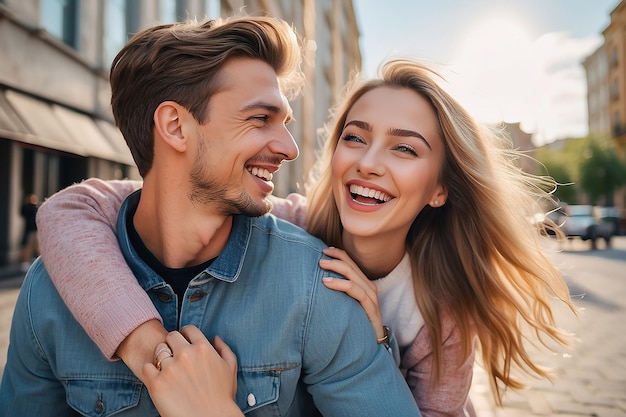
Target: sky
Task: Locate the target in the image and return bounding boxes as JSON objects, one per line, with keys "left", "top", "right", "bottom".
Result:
{"left": 352, "top": 0, "right": 621, "bottom": 145}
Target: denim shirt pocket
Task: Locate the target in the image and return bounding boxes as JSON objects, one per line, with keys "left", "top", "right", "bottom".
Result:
{"left": 64, "top": 378, "right": 144, "bottom": 416}
{"left": 235, "top": 363, "right": 301, "bottom": 415}
{"left": 236, "top": 369, "right": 279, "bottom": 414}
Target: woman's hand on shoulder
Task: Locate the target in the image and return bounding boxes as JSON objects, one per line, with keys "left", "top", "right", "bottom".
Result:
{"left": 320, "top": 247, "right": 385, "bottom": 342}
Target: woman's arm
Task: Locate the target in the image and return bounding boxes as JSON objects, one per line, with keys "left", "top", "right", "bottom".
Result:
{"left": 36, "top": 178, "right": 163, "bottom": 366}
{"left": 400, "top": 316, "right": 476, "bottom": 417}
{"left": 267, "top": 193, "right": 308, "bottom": 228}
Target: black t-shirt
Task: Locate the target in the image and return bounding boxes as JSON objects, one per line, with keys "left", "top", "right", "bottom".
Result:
{"left": 126, "top": 207, "right": 215, "bottom": 310}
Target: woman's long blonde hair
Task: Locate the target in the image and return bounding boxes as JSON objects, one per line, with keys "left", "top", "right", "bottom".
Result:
{"left": 305, "top": 58, "right": 575, "bottom": 403}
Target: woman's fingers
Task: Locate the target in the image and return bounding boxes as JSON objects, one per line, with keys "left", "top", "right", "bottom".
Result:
{"left": 213, "top": 335, "right": 237, "bottom": 373}
{"left": 142, "top": 327, "right": 242, "bottom": 417}
{"left": 213, "top": 335, "right": 238, "bottom": 398}
{"left": 179, "top": 324, "right": 209, "bottom": 344}
{"left": 320, "top": 248, "right": 385, "bottom": 340}
{"left": 154, "top": 342, "right": 175, "bottom": 371}
{"left": 320, "top": 248, "right": 377, "bottom": 292}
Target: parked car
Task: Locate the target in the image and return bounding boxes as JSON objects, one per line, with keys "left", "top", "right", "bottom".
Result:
{"left": 559, "top": 204, "right": 615, "bottom": 248}
{"left": 545, "top": 206, "right": 567, "bottom": 236}
{"left": 593, "top": 206, "right": 623, "bottom": 236}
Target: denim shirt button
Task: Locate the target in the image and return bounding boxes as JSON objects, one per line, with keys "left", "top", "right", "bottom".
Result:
{"left": 95, "top": 398, "right": 105, "bottom": 414}
{"left": 157, "top": 292, "right": 171, "bottom": 302}
{"left": 247, "top": 393, "right": 256, "bottom": 407}
{"left": 188, "top": 292, "right": 205, "bottom": 302}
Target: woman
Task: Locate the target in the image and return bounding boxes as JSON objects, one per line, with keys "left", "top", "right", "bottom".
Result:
{"left": 36, "top": 59, "right": 574, "bottom": 416}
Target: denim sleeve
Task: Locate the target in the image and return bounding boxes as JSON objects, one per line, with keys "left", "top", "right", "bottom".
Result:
{"left": 301, "top": 268, "right": 421, "bottom": 416}
{"left": 0, "top": 262, "right": 74, "bottom": 417}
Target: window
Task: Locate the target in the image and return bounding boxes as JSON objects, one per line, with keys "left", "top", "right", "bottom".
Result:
{"left": 610, "top": 46, "right": 618, "bottom": 67}
{"left": 160, "top": 0, "right": 178, "bottom": 22}
{"left": 205, "top": 0, "right": 220, "bottom": 19}
{"left": 41, "top": 0, "right": 79, "bottom": 48}
{"left": 103, "top": 0, "right": 138, "bottom": 67}
{"left": 160, "top": 0, "right": 196, "bottom": 22}
{"left": 103, "top": 0, "right": 126, "bottom": 66}
{"left": 610, "top": 80, "right": 620, "bottom": 101}
{"left": 611, "top": 113, "right": 624, "bottom": 137}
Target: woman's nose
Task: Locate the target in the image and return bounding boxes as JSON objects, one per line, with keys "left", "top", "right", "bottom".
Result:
{"left": 356, "top": 147, "right": 385, "bottom": 176}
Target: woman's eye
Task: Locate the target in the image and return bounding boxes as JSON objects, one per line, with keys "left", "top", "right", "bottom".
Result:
{"left": 395, "top": 144, "right": 418, "bottom": 156}
{"left": 341, "top": 133, "right": 364, "bottom": 143}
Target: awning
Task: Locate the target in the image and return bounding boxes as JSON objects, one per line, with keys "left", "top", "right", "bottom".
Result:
{"left": 0, "top": 91, "right": 30, "bottom": 138}
{"left": 0, "top": 89, "right": 135, "bottom": 165}
{"left": 53, "top": 104, "right": 120, "bottom": 162}
{"left": 95, "top": 119, "right": 135, "bottom": 166}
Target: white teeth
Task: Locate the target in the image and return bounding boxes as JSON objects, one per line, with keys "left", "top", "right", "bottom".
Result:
{"left": 349, "top": 184, "right": 391, "bottom": 202}
{"left": 248, "top": 167, "right": 273, "bottom": 181}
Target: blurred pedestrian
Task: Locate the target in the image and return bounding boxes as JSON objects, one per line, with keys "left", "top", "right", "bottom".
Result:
{"left": 19, "top": 193, "right": 39, "bottom": 271}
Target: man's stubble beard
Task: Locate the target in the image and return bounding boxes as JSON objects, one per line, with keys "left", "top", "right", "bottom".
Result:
{"left": 188, "top": 141, "right": 271, "bottom": 218}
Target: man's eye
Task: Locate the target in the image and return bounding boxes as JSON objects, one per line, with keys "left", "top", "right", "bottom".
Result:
{"left": 250, "top": 115, "right": 269, "bottom": 122}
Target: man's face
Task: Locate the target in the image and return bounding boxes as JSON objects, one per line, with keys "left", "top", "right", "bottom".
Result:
{"left": 187, "top": 57, "right": 298, "bottom": 217}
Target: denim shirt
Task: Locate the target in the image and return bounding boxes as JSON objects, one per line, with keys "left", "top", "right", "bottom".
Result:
{"left": 0, "top": 191, "right": 420, "bottom": 417}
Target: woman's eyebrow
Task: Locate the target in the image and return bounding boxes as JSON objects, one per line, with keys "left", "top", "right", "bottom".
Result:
{"left": 387, "top": 127, "right": 431, "bottom": 150}
{"left": 344, "top": 119, "right": 371, "bottom": 131}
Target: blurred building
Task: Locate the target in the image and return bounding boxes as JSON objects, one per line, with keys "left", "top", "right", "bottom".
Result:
{"left": 502, "top": 122, "right": 536, "bottom": 173}
{"left": 604, "top": 0, "right": 626, "bottom": 155}
{"left": 0, "top": 0, "right": 361, "bottom": 266}
{"left": 583, "top": 45, "right": 611, "bottom": 139}
{"left": 584, "top": 0, "right": 626, "bottom": 156}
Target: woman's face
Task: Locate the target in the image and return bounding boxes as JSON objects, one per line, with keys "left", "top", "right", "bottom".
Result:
{"left": 331, "top": 86, "right": 447, "bottom": 241}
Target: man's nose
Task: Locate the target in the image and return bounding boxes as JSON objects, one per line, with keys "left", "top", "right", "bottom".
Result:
{"left": 271, "top": 126, "right": 299, "bottom": 161}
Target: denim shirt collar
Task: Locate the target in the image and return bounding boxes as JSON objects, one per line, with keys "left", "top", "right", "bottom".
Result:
{"left": 117, "top": 189, "right": 252, "bottom": 291}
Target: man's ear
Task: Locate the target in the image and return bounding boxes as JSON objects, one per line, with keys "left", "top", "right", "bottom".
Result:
{"left": 154, "top": 101, "right": 187, "bottom": 152}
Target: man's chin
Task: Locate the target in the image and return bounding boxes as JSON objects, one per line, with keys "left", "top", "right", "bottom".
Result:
{"left": 237, "top": 198, "right": 271, "bottom": 218}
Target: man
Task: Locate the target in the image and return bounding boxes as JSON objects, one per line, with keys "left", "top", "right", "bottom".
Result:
{"left": 0, "top": 16, "right": 419, "bottom": 416}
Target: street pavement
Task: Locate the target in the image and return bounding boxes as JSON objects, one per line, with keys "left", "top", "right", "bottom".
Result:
{"left": 0, "top": 237, "right": 625, "bottom": 416}
{"left": 470, "top": 236, "right": 626, "bottom": 417}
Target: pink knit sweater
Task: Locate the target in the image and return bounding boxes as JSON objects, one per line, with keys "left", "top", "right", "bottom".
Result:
{"left": 37, "top": 178, "right": 476, "bottom": 417}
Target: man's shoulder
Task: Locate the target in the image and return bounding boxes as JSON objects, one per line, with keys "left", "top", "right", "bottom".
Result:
{"left": 250, "top": 213, "right": 327, "bottom": 249}
{"left": 16, "top": 259, "right": 71, "bottom": 316}
{"left": 20, "top": 258, "right": 54, "bottom": 293}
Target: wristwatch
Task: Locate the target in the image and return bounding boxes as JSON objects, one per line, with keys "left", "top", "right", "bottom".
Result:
{"left": 376, "top": 325, "right": 391, "bottom": 348}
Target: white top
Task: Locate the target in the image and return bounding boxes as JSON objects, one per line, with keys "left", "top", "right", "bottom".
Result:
{"left": 374, "top": 253, "right": 424, "bottom": 349}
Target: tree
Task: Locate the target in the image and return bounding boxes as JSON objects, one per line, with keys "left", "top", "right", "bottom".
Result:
{"left": 579, "top": 139, "right": 626, "bottom": 206}
{"left": 534, "top": 146, "right": 577, "bottom": 204}
{"left": 544, "top": 161, "right": 577, "bottom": 204}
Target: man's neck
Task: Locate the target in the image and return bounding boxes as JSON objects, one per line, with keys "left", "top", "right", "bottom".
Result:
{"left": 132, "top": 185, "right": 233, "bottom": 269}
